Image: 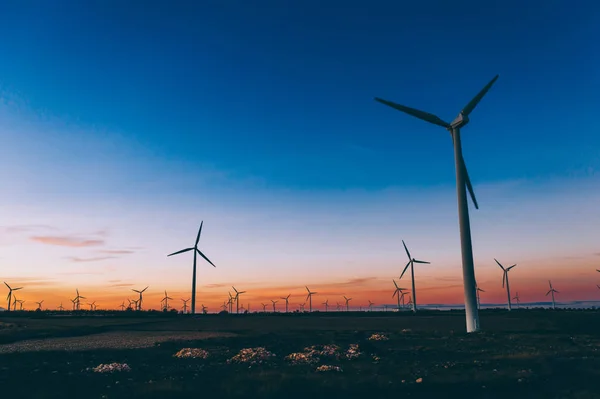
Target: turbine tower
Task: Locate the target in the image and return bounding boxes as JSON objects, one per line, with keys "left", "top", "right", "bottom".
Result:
{"left": 167, "top": 221, "right": 216, "bottom": 314}
{"left": 181, "top": 298, "right": 190, "bottom": 313}
{"left": 375, "top": 75, "right": 499, "bottom": 332}
{"left": 4, "top": 282, "right": 23, "bottom": 312}
{"left": 280, "top": 294, "right": 291, "bottom": 313}
{"left": 392, "top": 280, "right": 408, "bottom": 310}
{"left": 132, "top": 286, "right": 148, "bottom": 310}
{"left": 232, "top": 286, "right": 245, "bottom": 314}
{"left": 546, "top": 280, "right": 559, "bottom": 310}
{"left": 495, "top": 259, "right": 516, "bottom": 311}
{"left": 305, "top": 286, "right": 317, "bottom": 312}
{"left": 343, "top": 296, "right": 352, "bottom": 311}
{"left": 400, "top": 240, "right": 430, "bottom": 313}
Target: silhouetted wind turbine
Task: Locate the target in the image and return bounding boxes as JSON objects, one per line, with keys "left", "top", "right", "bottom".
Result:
{"left": 343, "top": 296, "right": 352, "bottom": 311}
{"left": 167, "top": 221, "right": 216, "bottom": 314}
{"left": 512, "top": 292, "right": 520, "bottom": 309}
{"left": 74, "top": 289, "right": 85, "bottom": 311}
{"left": 17, "top": 299, "right": 24, "bottom": 310}
{"left": 335, "top": 302, "right": 341, "bottom": 311}
{"left": 280, "top": 294, "right": 291, "bottom": 313}
{"left": 58, "top": 302, "right": 64, "bottom": 311}
{"left": 12, "top": 294, "right": 18, "bottom": 311}
{"left": 132, "top": 286, "right": 148, "bottom": 310}
{"left": 35, "top": 300, "right": 44, "bottom": 311}
{"left": 119, "top": 302, "right": 126, "bottom": 311}
{"left": 4, "top": 282, "right": 23, "bottom": 312}
{"left": 220, "top": 301, "right": 227, "bottom": 311}
{"left": 546, "top": 280, "right": 559, "bottom": 310}
{"left": 476, "top": 286, "right": 485, "bottom": 310}
{"left": 400, "top": 240, "right": 430, "bottom": 313}
{"left": 87, "top": 302, "right": 95, "bottom": 311}
{"left": 322, "top": 299, "right": 329, "bottom": 312}
{"left": 299, "top": 303, "right": 305, "bottom": 312}
{"left": 131, "top": 298, "right": 139, "bottom": 310}
{"left": 161, "top": 290, "right": 173, "bottom": 311}
{"left": 232, "top": 286, "right": 245, "bottom": 314}
{"left": 392, "top": 280, "right": 408, "bottom": 310}
{"left": 271, "top": 299, "right": 278, "bottom": 312}
{"left": 495, "top": 259, "right": 516, "bottom": 311}
{"left": 376, "top": 75, "right": 499, "bottom": 333}
{"left": 368, "top": 300, "right": 375, "bottom": 311}
{"left": 182, "top": 298, "right": 190, "bottom": 313}
{"left": 201, "top": 304, "right": 207, "bottom": 314}
{"left": 305, "top": 286, "right": 317, "bottom": 312}
{"left": 261, "top": 303, "right": 267, "bottom": 312}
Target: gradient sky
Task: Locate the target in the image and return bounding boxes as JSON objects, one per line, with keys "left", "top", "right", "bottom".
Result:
{"left": 1, "top": 1, "right": 600, "bottom": 311}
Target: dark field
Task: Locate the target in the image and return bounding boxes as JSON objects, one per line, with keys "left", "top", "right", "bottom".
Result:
{"left": 1, "top": 310, "right": 600, "bottom": 398}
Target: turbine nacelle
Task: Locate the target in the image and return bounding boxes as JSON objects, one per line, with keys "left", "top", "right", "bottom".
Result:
{"left": 450, "top": 112, "right": 470, "bottom": 130}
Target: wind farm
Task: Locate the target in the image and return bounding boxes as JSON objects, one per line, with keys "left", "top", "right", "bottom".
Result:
{"left": 2, "top": 2, "right": 600, "bottom": 398}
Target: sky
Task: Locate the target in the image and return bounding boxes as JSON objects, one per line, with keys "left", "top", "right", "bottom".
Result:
{"left": 1, "top": 0, "right": 600, "bottom": 311}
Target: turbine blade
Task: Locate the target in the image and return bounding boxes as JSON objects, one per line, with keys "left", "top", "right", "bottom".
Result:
{"left": 461, "top": 156, "right": 479, "bottom": 210}
{"left": 168, "top": 247, "right": 194, "bottom": 257}
{"left": 554, "top": 290, "right": 559, "bottom": 294}
{"left": 4, "top": 282, "right": 10, "bottom": 289}
{"left": 393, "top": 280, "right": 399, "bottom": 289}
{"left": 546, "top": 290, "right": 550, "bottom": 296}
{"left": 195, "top": 221, "right": 203, "bottom": 246}
{"left": 197, "top": 249, "right": 216, "bottom": 267}
{"left": 502, "top": 272, "right": 506, "bottom": 288}
{"left": 507, "top": 264, "right": 517, "bottom": 270}
{"left": 460, "top": 75, "right": 499, "bottom": 116}
{"left": 413, "top": 260, "right": 430, "bottom": 264}
{"left": 494, "top": 258, "right": 505, "bottom": 271}
{"left": 402, "top": 240, "right": 412, "bottom": 260}
{"left": 400, "top": 261, "right": 411, "bottom": 279}
{"left": 392, "top": 290, "right": 397, "bottom": 298}
{"left": 375, "top": 98, "right": 450, "bottom": 128}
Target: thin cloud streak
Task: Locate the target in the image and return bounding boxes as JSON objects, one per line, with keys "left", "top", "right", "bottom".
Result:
{"left": 67, "top": 256, "right": 116, "bottom": 263}
{"left": 31, "top": 236, "right": 105, "bottom": 247}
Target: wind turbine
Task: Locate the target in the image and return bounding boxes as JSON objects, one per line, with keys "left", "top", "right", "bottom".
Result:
{"left": 74, "top": 289, "right": 85, "bottom": 311}
{"left": 17, "top": 299, "right": 24, "bottom": 310}
{"left": 476, "top": 286, "right": 485, "bottom": 310}
{"left": 201, "top": 304, "right": 208, "bottom": 314}
{"left": 227, "top": 292, "right": 234, "bottom": 313}
{"left": 270, "top": 299, "right": 278, "bottom": 312}
{"left": 12, "top": 294, "right": 18, "bottom": 311}
{"left": 220, "top": 301, "right": 228, "bottom": 312}
{"left": 400, "top": 240, "right": 430, "bottom": 313}
{"left": 368, "top": 300, "right": 375, "bottom": 311}
{"left": 512, "top": 292, "right": 521, "bottom": 309}
{"left": 132, "top": 286, "right": 148, "bottom": 310}
{"left": 161, "top": 290, "right": 173, "bottom": 311}
{"left": 376, "top": 75, "right": 499, "bottom": 333}
{"left": 232, "top": 286, "right": 245, "bottom": 314}
{"left": 131, "top": 298, "right": 139, "bottom": 310}
{"left": 280, "top": 294, "right": 291, "bottom": 313}
{"left": 4, "top": 282, "right": 23, "bottom": 312}
{"left": 261, "top": 303, "right": 267, "bottom": 312}
{"left": 322, "top": 299, "right": 329, "bottom": 312}
{"left": 392, "top": 280, "right": 408, "bottom": 310}
{"left": 181, "top": 298, "right": 190, "bottom": 313}
{"left": 299, "top": 303, "right": 305, "bottom": 312}
{"left": 35, "top": 300, "right": 44, "bottom": 311}
{"left": 119, "top": 302, "right": 126, "bottom": 311}
{"left": 343, "top": 296, "right": 352, "bottom": 312}
{"left": 167, "top": 221, "right": 216, "bottom": 314}
{"left": 495, "top": 259, "right": 516, "bottom": 311}
{"left": 305, "top": 286, "right": 317, "bottom": 312}
{"left": 546, "top": 280, "right": 559, "bottom": 310}
{"left": 336, "top": 302, "right": 341, "bottom": 311}
{"left": 71, "top": 298, "right": 77, "bottom": 311}
{"left": 58, "top": 302, "right": 65, "bottom": 311}
{"left": 87, "top": 302, "right": 95, "bottom": 311}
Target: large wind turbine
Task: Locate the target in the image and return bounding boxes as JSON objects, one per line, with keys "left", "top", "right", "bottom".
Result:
{"left": 280, "top": 294, "right": 291, "bottom": 313}
{"left": 4, "top": 282, "right": 23, "bottom": 312}
{"left": 495, "top": 259, "right": 516, "bottom": 311}
{"left": 167, "top": 221, "right": 216, "bottom": 314}
{"left": 376, "top": 75, "right": 499, "bottom": 332}
{"left": 305, "top": 286, "right": 317, "bottom": 312}
{"left": 546, "top": 280, "right": 559, "bottom": 310}
{"left": 400, "top": 240, "right": 430, "bottom": 313}
{"left": 232, "top": 286, "right": 245, "bottom": 314}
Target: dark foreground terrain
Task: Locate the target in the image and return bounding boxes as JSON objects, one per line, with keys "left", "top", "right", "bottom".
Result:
{"left": 1, "top": 310, "right": 599, "bottom": 398}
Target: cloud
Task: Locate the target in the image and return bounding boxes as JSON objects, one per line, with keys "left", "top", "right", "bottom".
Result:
{"left": 2, "top": 224, "right": 56, "bottom": 234}
{"left": 0, "top": 277, "right": 57, "bottom": 287}
{"left": 31, "top": 235, "right": 105, "bottom": 247}
{"left": 108, "top": 279, "right": 121, "bottom": 283}
{"left": 111, "top": 283, "right": 134, "bottom": 287}
{"left": 98, "top": 249, "right": 135, "bottom": 255}
{"left": 67, "top": 256, "right": 116, "bottom": 263}
{"left": 204, "top": 283, "right": 227, "bottom": 288}
{"left": 56, "top": 271, "right": 104, "bottom": 275}
{"left": 329, "top": 277, "right": 378, "bottom": 287}
{"left": 594, "top": 253, "right": 600, "bottom": 257}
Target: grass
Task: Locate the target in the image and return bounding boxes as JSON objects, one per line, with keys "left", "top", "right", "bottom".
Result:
{"left": 1, "top": 310, "right": 599, "bottom": 398}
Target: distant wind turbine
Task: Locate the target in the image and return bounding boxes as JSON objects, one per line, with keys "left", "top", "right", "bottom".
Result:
{"left": 12, "top": 294, "right": 18, "bottom": 311}
{"left": 4, "top": 282, "right": 23, "bottom": 312}
{"left": 167, "top": 221, "right": 216, "bottom": 314}
{"left": 261, "top": 303, "right": 267, "bottom": 312}
{"left": 495, "top": 259, "right": 517, "bottom": 311}
{"left": 280, "top": 294, "right": 291, "bottom": 313}
{"left": 201, "top": 304, "right": 208, "bottom": 314}
{"left": 74, "top": 289, "right": 85, "bottom": 311}
{"left": 546, "top": 280, "right": 559, "bottom": 310}
{"left": 322, "top": 299, "right": 329, "bottom": 312}
{"left": 512, "top": 292, "right": 520, "bottom": 309}
{"left": 271, "top": 299, "right": 278, "bottom": 312}
{"left": 58, "top": 302, "right": 65, "bottom": 311}
{"left": 336, "top": 302, "right": 342, "bottom": 311}
{"left": 119, "top": 302, "right": 126, "bottom": 311}
{"left": 392, "top": 280, "right": 408, "bottom": 310}
{"left": 132, "top": 286, "right": 148, "bottom": 310}
{"left": 87, "top": 302, "right": 95, "bottom": 311}
{"left": 181, "top": 298, "right": 190, "bottom": 313}
{"left": 375, "top": 75, "right": 499, "bottom": 333}
{"left": 305, "top": 286, "right": 317, "bottom": 312}
{"left": 299, "top": 303, "right": 305, "bottom": 312}
{"left": 17, "top": 299, "right": 24, "bottom": 310}
{"left": 220, "top": 301, "right": 227, "bottom": 312}
{"left": 232, "top": 286, "right": 246, "bottom": 314}
{"left": 161, "top": 291, "right": 173, "bottom": 311}
{"left": 400, "top": 240, "right": 430, "bottom": 313}
{"left": 368, "top": 300, "right": 375, "bottom": 311}
{"left": 476, "top": 286, "right": 485, "bottom": 310}
{"left": 343, "top": 296, "right": 352, "bottom": 312}
{"left": 35, "top": 300, "right": 44, "bottom": 311}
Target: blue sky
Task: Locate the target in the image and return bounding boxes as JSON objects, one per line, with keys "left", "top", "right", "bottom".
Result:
{"left": 1, "top": 1, "right": 600, "bottom": 309}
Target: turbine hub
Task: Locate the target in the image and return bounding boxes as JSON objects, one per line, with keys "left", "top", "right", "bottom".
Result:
{"left": 450, "top": 112, "right": 469, "bottom": 130}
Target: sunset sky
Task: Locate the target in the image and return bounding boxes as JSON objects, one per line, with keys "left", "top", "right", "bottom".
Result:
{"left": 1, "top": 1, "right": 600, "bottom": 311}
